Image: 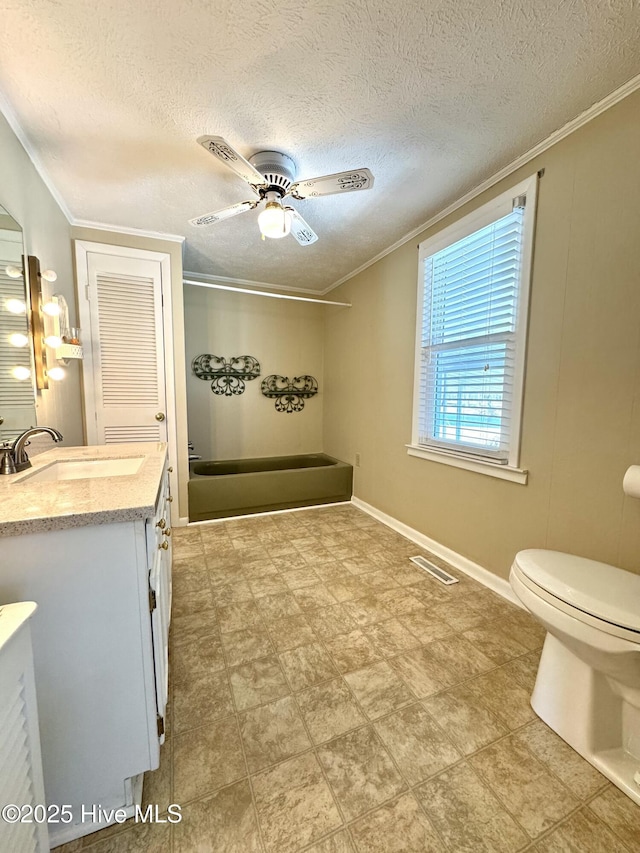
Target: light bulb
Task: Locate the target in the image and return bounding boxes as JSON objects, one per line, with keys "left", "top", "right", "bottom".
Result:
{"left": 9, "top": 333, "right": 29, "bottom": 347}
{"left": 258, "top": 201, "right": 292, "bottom": 239}
{"left": 44, "top": 335, "right": 62, "bottom": 348}
{"left": 6, "top": 298, "right": 26, "bottom": 314}
{"left": 42, "top": 301, "right": 62, "bottom": 316}
{"left": 47, "top": 366, "right": 66, "bottom": 381}
{"left": 5, "top": 264, "right": 23, "bottom": 278}
{"left": 41, "top": 269, "right": 58, "bottom": 282}
{"left": 12, "top": 365, "right": 31, "bottom": 381}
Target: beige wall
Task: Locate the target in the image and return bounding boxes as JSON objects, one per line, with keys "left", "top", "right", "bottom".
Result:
{"left": 71, "top": 225, "right": 189, "bottom": 522}
{"left": 0, "top": 112, "right": 84, "bottom": 445}
{"left": 184, "top": 284, "right": 324, "bottom": 461}
{"left": 324, "top": 89, "right": 640, "bottom": 579}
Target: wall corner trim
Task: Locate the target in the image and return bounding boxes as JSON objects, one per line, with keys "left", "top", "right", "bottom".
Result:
{"left": 351, "top": 496, "right": 522, "bottom": 607}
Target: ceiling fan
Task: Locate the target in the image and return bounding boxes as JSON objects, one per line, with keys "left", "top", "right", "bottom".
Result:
{"left": 189, "top": 136, "right": 374, "bottom": 245}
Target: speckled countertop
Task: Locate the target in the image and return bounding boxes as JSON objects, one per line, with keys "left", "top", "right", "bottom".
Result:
{"left": 0, "top": 443, "right": 168, "bottom": 537}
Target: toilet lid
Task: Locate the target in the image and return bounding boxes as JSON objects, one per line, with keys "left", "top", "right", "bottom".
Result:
{"left": 513, "top": 549, "right": 640, "bottom": 633}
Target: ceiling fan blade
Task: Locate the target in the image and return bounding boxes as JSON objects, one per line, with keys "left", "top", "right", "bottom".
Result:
{"left": 289, "top": 168, "right": 374, "bottom": 199}
{"left": 189, "top": 200, "right": 257, "bottom": 227}
{"left": 197, "top": 136, "right": 268, "bottom": 189}
{"left": 287, "top": 208, "right": 318, "bottom": 245}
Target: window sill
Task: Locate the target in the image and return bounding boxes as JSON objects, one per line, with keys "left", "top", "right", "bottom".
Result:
{"left": 406, "top": 444, "right": 528, "bottom": 484}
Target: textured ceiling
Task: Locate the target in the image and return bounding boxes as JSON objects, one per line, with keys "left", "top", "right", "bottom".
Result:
{"left": 1, "top": 1, "right": 640, "bottom": 291}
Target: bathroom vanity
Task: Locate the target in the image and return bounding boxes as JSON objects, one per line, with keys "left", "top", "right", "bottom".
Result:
{"left": 0, "top": 443, "right": 172, "bottom": 847}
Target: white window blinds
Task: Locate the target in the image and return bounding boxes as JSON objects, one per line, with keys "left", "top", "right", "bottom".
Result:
{"left": 416, "top": 200, "right": 529, "bottom": 463}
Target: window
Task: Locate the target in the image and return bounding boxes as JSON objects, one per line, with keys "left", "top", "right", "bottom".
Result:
{"left": 409, "top": 175, "right": 537, "bottom": 481}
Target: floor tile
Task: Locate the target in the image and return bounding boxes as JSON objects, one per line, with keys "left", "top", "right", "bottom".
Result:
{"left": 376, "top": 588, "right": 425, "bottom": 616}
{"left": 397, "top": 609, "right": 454, "bottom": 644}
{"left": 279, "top": 641, "right": 338, "bottom": 691}
{"left": 374, "top": 703, "right": 461, "bottom": 785}
{"left": 239, "top": 695, "right": 312, "bottom": 773}
{"left": 350, "top": 793, "right": 445, "bottom": 853}
{"left": 248, "top": 574, "right": 289, "bottom": 598}
{"left": 361, "top": 569, "right": 401, "bottom": 592}
{"left": 171, "top": 585, "right": 215, "bottom": 618}
{"left": 305, "top": 830, "right": 355, "bottom": 852}
{"left": 324, "top": 629, "right": 382, "bottom": 673}
{"left": 470, "top": 736, "right": 579, "bottom": 837}
{"left": 213, "top": 578, "right": 254, "bottom": 606}
{"left": 428, "top": 599, "right": 488, "bottom": 631}
{"left": 317, "top": 726, "right": 406, "bottom": 821}
{"left": 229, "top": 656, "right": 291, "bottom": 711}
{"left": 464, "top": 665, "right": 536, "bottom": 730}
{"left": 389, "top": 647, "right": 457, "bottom": 698}
{"left": 292, "top": 582, "right": 339, "bottom": 610}
{"left": 222, "top": 626, "right": 275, "bottom": 667}
{"left": 498, "top": 608, "right": 547, "bottom": 650}
{"left": 362, "top": 618, "right": 421, "bottom": 656}
{"left": 255, "top": 592, "right": 304, "bottom": 620}
{"left": 344, "top": 661, "right": 415, "bottom": 720}
{"left": 422, "top": 683, "right": 508, "bottom": 755}
{"left": 327, "top": 577, "right": 370, "bottom": 601}
{"left": 297, "top": 678, "right": 367, "bottom": 744}
{"left": 307, "top": 604, "right": 358, "bottom": 639}
{"left": 170, "top": 610, "right": 218, "bottom": 647}
{"left": 173, "top": 716, "right": 246, "bottom": 803}
{"left": 344, "top": 595, "right": 394, "bottom": 626}
{"left": 173, "top": 669, "right": 234, "bottom": 733}
{"left": 252, "top": 752, "right": 342, "bottom": 853}
{"left": 173, "top": 779, "right": 263, "bottom": 853}
{"left": 589, "top": 786, "right": 640, "bottom": 852}
{"left": 264, "top": 614, "right": 317, "bottom": 652}
{"left": 420, "top": 634, "right": 495, "bottom": 681}
{"left": 217, "top": 601, "right": 264, "bottom": 634}
{"left": 516, "top": 719, "right": 606, "bottom": 800}
{"left": 280, "top": 564, "right": 322, "bottom": 586}
{"left": 463, "top": 621, "right": 529, "bottom": 664}
{"left": 533, "top": 807, "right": 630, "bottom": 853}
{"left": 170, "top": 634, "right": 226, "bottom": 682}
{"left": 416, "top": 761, "right": 528, "bottom": 852}
{"left": 81, "top": 822, "right": 171, "bottom": 852}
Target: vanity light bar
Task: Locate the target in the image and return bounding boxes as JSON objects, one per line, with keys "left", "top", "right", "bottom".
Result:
{"left": 410, "top": 555, "right": 459, "bottom": 585}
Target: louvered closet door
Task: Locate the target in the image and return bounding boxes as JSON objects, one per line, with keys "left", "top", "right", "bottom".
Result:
{"left": 86, "top": 253, "right": 167, "bottom": 444}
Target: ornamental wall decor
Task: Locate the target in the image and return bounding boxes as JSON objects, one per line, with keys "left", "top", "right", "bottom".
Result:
{"left": 261, "top": 374, "right": 318, "bottom": 413}
{"left": 192, "top": 354, "right": 261, "bottom": 396}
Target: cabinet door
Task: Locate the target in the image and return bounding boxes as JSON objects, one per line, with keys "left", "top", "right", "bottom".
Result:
{"left": 78, "top": 246, "right": 169, "bottom": 444}
{"left": 147, "top": 472, "right": 171, "bottom": 742}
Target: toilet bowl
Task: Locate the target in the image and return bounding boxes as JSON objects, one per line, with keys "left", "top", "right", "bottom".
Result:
{"left": 510, "top": 549, "right": 640, "bottom": 805}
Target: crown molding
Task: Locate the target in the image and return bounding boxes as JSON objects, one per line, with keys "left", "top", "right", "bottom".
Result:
{"left": 183, "top": 269, "right": 325, "bottom": 296}
{"left": 0, "top": 92, "right": 74, "bottom": 223}
{"left": 71, "top": 219, "right": 185, "bottom": 243}
{"left": 325, "top": 70, "right": 640, "bottom": 294}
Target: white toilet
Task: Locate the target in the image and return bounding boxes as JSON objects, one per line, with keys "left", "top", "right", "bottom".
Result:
{"left": 510, "top": 549, "right": 640, "bottom": 805}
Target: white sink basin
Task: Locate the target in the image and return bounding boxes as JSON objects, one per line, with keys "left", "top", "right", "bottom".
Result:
{"left": 17, "top": 457, "right": 145, "bottom": 483}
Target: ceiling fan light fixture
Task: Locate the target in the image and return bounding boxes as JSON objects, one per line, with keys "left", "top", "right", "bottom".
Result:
{"left": 258, "top": 200, "right": 292, "bottom": 239}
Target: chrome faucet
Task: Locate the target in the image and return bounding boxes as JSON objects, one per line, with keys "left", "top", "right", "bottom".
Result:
{"left": 0, "top": 426, "right": 64, "bottom": 474}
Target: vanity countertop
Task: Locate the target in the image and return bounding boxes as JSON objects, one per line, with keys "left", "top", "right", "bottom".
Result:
{"left": 0, "top": 442, "right": 168, "bottom": 537}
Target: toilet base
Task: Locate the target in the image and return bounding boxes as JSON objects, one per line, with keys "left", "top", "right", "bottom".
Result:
{"left": 532, "top": 632, "right": 640, "bottom": 805}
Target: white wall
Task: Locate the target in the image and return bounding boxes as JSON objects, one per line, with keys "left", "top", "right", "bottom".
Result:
{"left": 0, "top": 111, "right": 84, "bottom": 446}
{"left": 184, "top": 284, "right": 324, "bottom": 461}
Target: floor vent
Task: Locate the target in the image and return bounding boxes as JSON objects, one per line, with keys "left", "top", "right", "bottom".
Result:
{"left": 410, "top": 555, "right": 459, "bottom": 585}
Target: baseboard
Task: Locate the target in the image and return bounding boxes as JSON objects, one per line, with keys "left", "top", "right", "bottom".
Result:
{"left": 351, "top": 496, "right": 521, "bottom": 607}
{"left": 187, "top": 500, "right": 353, "bottom": 526}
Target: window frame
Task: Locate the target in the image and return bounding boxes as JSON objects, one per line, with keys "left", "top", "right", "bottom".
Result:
{"left": 408, "top": 174, "right": 538, "bottom": 483}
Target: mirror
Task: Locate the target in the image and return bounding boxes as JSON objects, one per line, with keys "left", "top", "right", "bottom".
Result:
{"left": 0, "top": 204, "right": 37, "bottom": 441}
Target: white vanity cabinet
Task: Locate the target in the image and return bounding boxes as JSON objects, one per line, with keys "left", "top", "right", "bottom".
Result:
{"left": 0, "top": 450, "right": 172, "bottom": 848}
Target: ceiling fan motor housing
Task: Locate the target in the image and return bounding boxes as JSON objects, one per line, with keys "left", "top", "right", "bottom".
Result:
{"left": 249, "top": 150, "right": 296, "bottom": 196}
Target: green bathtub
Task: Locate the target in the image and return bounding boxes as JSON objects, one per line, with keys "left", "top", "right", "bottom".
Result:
{"left": 188, "top": 453, "right": 353, "bottom": 521}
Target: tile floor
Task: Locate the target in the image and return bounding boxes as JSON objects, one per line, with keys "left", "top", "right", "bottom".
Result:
{"left": 54, "top": 504, "right": 640, "bottom": 852}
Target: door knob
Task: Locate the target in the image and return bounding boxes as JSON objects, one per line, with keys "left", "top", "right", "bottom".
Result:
{"left": 155, "top": 412, "right": 165, "bottom": 422}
